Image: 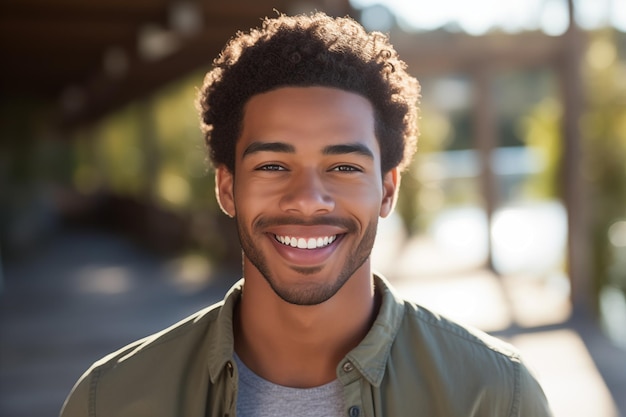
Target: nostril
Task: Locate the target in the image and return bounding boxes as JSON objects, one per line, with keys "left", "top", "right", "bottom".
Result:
{"left": 280, "top": 177, "right": 334, "bottom": 214}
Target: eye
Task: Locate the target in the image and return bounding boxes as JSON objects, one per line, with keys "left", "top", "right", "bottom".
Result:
{"left": 256, "top": 164, "right": 286, "bottom": 171}
{"left": 331, "top": 165, "right": 362, "bottom": 172}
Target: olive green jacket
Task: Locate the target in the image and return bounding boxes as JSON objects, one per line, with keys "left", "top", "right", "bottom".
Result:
{"left": 60, "top": 276, "right": 552, "bottom": 417}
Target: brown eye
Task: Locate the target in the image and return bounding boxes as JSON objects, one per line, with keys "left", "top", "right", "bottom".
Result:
{"left": 332, "top": 165, "right": 361, "bottom": 172}
{"left": 257, "top": 164, "right": 286, "bottom": 171}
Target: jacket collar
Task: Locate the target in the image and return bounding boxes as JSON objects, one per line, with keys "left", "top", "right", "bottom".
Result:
{"left": 343, "top": 274, "right": 405, "bottom": 387}
{"left": 206, "top": 275, "right": 405, "bottom": 387}
{"left": 207, "top": 279, "right": 244, "bottom": 383}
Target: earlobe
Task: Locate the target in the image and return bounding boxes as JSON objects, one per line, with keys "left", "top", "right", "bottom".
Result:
{"left": 215, "top": 165, "right": 236, "bottom": 218}
{"left": 380, "top": 167, "right": 400, "bottom": 218}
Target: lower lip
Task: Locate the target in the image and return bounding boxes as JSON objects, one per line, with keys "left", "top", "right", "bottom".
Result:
{"left": 268, "top": 234, "right": 343, "bottom": 266}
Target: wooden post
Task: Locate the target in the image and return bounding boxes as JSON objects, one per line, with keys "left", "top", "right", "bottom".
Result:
{"left": 560, "top": 0, "right": 591, "bottom": 313}
{"left": 472, "top": 68, "right": 498, "bottom": 272}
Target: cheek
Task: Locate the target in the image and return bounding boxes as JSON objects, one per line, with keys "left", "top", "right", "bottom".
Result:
{"left": 233, "top": 180, "right": 280, "bottom": 213}
{"left": 330, "top": 176, "right": 383, "bottom": 198}
{"left": 330, "top": 182, "right": 384, "bottom": 211}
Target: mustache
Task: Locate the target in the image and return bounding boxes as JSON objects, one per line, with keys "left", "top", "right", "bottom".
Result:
{"left": 254, "top": 216, "right": 358, "bottom": 232}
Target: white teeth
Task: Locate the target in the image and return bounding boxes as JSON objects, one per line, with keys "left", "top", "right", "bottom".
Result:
{"left": 275, "top": 234, "right": 337, "bottom": 249}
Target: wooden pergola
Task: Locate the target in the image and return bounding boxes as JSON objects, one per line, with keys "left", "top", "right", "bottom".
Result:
{"left": 0, "top": 0, "right": 354, "bottom": 125}
{"left": 0, "top": 0, "right": 590, "bottom": 312}
{"left": 392, "top": 1, "right": 589, "bottom": 313}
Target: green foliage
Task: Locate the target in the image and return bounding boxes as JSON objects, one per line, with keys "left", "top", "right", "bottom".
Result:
{"left": 396, "top": 105, "right": 453, "bottom": 233}
{"left": 517, "top": 29, "right": 626, "bottom": 304}
{"left": 582, "top": 30, "right": 626, "bottom": 296}
{"left": 518, "top": 97, "right": 563, "bottom": 199}
{"left": 67, "top": 72, "right": 230, "bottom": 261}
{"left": 70, "top": 72, "right": 217, "bottom": 210}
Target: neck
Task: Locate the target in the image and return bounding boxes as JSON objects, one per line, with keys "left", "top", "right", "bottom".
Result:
{"left": 234, "top": 261, "right": 379, "bottom": 388}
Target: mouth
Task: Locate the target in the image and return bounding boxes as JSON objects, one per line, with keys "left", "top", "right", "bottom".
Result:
{"left": 265, "top": 225, "right": 348, "bottom": 267}
{"left": 274, "top": 234, "right": 338, "bottom": 250}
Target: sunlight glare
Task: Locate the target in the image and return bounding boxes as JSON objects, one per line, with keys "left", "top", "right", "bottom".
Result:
{"left": 351, "top": 0, "right": 621, "bottom": 32}
{"left": 576, "top": 0, "right": 610, "bottom": 30}
{"left": 610, "top": 0, "right": 626, "bottom": 31}
{"left": 491, "top": 202, "right": 567, "bottom": 275}
{"left": 76, "top": 266, "right": 133, "bottom": 294}
{"left": 609, "top": 220, "right": 626, "bottom": 247}
{"left": 586, "top": 37, "right": 618, "bottom": 70}
{"left": 540, "top": 0, "right": 569, "bottom": 36}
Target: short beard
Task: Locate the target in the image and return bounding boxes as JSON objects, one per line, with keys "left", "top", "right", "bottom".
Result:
{"left": 236, "top": 215, "right": 378, "bottom": 306}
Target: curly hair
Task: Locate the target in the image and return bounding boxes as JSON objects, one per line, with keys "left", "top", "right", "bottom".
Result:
{"left": 196, "top": 12, "right": 420, "bottom": 173}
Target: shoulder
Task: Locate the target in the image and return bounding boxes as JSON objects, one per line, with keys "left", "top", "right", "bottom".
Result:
{"left": 60, "top": 290, "right": 236, "bottom": 417}
{"left": 95, "top": 301, "right": 224, "bottom": 371}
{"left": 80, "top": 279, "right": 244, "bottom": 379}
{"left": 392, "top": 300, "right": 551, "bottom": 415}
{"left": 402, "top": 300, "right": 519, "bottom": 359}
{"left": 367, "top": 276, "right": 551, "bottom": 415}
{"left": 398, "top": 300, "right": 522, "bottom": 374}
{"left": 374, "top": 275, "right": 520, "bottom": 368}
{"left": 76, "top": 299, "right": 223, "bottom": 376}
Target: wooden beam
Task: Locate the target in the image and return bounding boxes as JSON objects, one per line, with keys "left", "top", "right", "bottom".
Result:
{"left": 0, "top": 0, "right": 307, "bottom": 99}
{"left": 0, "top": 18, "right": 139, "bottom": 51}
{"left": 55, "top": 0, "right": 352, "bottom": 127}
{"left": 57, "top": 22, "right": 258, "bottom": 127}
{"left": 394, "top": 31, "right": 564, "bottom": 76}
{"left": 0, "top": 0, "right": 171, "bottom": 19}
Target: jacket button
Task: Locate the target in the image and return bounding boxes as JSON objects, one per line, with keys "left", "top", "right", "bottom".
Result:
{"left": 342, "top": 361, "right": 354, "bottom": 373}
{"left": 226, "top": 361, "right": 234, "bottom": 377}
{"left": 348, "top": 406, "right": 360, "bottom": 417}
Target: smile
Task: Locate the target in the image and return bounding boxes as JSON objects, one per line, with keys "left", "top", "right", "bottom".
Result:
{"left": 274, "top": 235, "right": 337, "bottom": 249}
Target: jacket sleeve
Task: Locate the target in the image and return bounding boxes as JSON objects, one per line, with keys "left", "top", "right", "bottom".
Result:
{"left": 60, "top": 368, "right": 94, "bottom": 417}
{"left": 514, "top": 361, "right": 553, "bottom": 417}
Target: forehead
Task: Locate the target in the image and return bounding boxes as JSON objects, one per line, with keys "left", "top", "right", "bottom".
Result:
{"left": 238, "top": 86, "right": 378, "bottom": 154}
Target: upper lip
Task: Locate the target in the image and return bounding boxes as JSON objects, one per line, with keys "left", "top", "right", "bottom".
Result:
{"left": 265, "top": 225, "right": 348, "bottom": 239}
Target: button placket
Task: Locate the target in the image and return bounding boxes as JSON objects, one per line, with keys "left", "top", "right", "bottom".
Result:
{"left": 348, "top": 405, "right": 361, "bottom": 417}
{"left": 341, "top": 360, "right": 363, "bottom": 417}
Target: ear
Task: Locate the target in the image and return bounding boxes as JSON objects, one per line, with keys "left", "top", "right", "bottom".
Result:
{"left": 215, "top": 165, "right": 236, "bottom": 218}
{"left": 380, "top": 167, "right": 400, "bottom": 218}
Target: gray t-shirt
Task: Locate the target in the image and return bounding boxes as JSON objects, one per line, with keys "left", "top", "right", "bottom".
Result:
{"left": 234, "top": 353, "right": 345, "bottom": 417}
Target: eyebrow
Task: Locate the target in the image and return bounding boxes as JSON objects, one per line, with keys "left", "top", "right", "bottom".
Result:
{"left": 322, "top": 143, "right": 374, "bottom": 159}
{"left": 242, "top": 142, "right": 295, "bottom": 158}
{"left": 241, "top": 141, "right": 374, "bottom": 160}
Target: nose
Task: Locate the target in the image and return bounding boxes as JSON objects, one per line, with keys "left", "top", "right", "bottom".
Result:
{"left": 279, "top": 169, "right": 335, "bottom": 216}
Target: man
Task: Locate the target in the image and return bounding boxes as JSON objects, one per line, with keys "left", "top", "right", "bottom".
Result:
{"left": 61, "top": 12, "right": 552, "bottom": 417}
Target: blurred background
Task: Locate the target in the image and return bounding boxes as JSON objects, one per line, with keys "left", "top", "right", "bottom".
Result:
{"left": 1, "top": 0, "right": 625, "bottom": 416}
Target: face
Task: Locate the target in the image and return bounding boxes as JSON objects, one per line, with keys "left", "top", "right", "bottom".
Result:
{"left": 216, "top": 86, "right": 398, "bottom": 306}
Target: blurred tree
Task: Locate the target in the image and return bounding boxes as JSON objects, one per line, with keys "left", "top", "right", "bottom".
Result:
{"left": 520, "top": 29, "right": 626, "bottom": 307}
{"left": 0, "top": 99, "right": 74, "bottom": 257}
{"left": 69, "top": 72, "right": 239, "bottom": 264}
{"left": 519, "top": 96, "right": 563, "bottom": 200}
{"left": 396, "top": 104, "right": 453, "bottom": 233}
{"left": 582, "top": 29, "right": 626, "bottom": 302}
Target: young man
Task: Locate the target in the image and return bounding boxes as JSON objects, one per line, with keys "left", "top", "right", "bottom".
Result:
{"left": 61, "top": 12, "right": 552, "bottom": 417}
